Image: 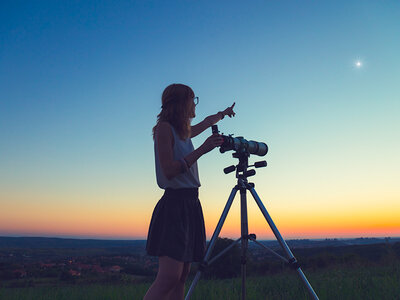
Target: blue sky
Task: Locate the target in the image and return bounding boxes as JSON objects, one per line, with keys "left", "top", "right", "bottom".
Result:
{"left": 1, "top": 1, "right": 399, "bottom": 239}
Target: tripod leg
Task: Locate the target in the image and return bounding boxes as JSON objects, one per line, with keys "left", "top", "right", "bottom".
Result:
{"left": 185, "top": 187, "right": 239, "bottom": 300}
{"left": 248, "top": 187, "right": 319, "bottom": 300}
{"left": 240, "top": 188, "right": 248, "bottom": 300}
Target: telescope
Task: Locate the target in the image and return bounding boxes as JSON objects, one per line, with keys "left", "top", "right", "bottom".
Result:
{"left": 212, "top": 125, "right": 268, "bottom": 156}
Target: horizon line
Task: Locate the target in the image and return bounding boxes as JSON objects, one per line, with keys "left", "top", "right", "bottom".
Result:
{"left": 1, "top": 234, "right": 399, "bottom": 241}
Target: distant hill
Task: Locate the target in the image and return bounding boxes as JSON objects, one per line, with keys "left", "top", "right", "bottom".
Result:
{"left": 249, "top": 237, "right": 400, "bottom": 250}
{"left": 0, "top": 236, "right": 146, "bottom": 249}
{"left": 0, "top": 236, "right": 399, "bottom": 250}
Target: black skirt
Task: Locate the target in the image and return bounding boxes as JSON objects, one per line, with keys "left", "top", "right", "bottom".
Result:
{"left": 146, "top": 188, "right": 206, "bottom": 262}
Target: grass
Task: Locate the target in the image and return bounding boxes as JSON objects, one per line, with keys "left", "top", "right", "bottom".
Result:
{"left": 0, "top": 263, "right": 399, "bottom": 299}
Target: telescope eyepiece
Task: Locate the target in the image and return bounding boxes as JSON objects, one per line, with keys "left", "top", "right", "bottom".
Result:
{"left": 212, "top": 125, "right": 219, "bottom": 135}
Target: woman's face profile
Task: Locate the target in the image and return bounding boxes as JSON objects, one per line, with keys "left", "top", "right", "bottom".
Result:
{"left": 190, "top": 96, "right": 196, "bottom": 119}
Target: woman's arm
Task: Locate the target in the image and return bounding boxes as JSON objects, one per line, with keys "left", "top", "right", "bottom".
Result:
{"left": 191, "top": 103, "right": 236, "bottom": 138}
{"left": 156, "top": 122, "right": 223, "bottom": 180}
{"left": 156, "top": 122, "right": 185, "bottom": 180}
{"left": 190, "top": 113, "right": 223, "bottom": 138}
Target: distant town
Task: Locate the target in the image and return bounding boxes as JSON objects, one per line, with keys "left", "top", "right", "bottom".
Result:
{"left": 1, "top": 236, "right": 399, "bottom": 288}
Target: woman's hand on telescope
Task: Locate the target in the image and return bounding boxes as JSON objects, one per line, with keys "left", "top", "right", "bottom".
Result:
{"left": 200, "top": 134, "right": 224, "bottom": 154}
{"left": 222, "top": 102, "right": 236, "bottom": 118}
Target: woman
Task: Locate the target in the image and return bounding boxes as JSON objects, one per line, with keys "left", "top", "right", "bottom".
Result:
{"left": 143, "top": 83, "right": 235, "bottom": 300}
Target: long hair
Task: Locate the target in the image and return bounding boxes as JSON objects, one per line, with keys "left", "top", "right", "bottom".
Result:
{"left": 152, "top": 83, "right": 194, "bottom": 140}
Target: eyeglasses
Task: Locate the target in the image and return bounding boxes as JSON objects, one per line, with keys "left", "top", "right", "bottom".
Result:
{"left": 194, "top": 96, "right": 199, "bottom": 106}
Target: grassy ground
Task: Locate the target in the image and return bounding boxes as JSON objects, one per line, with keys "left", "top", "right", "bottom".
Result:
{"left": 0, "top": 263, "right": 399, "bottom": 300}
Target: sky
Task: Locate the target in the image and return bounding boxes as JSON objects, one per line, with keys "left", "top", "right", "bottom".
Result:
{"left": 1, "top": 1, "right": 399, "bottom": 240}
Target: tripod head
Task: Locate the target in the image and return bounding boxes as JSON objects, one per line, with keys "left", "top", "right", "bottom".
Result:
{"left": 224, "top": 150, "right": 267, "bottom": 179}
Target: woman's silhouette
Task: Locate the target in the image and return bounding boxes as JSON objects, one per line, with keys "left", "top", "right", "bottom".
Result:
{"left": 143, "top": 84, "right": 235, "bottom": 300}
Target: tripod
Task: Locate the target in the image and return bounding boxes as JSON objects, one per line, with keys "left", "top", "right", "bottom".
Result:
{"left": 185, "top": 151, "right": 319, "bottom": 300}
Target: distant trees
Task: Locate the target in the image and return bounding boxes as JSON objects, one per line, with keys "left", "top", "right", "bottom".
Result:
{"left": 189, "top": 240, "right": 400, "bottom": 279}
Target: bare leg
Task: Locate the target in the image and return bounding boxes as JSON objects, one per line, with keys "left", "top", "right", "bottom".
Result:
{"left": 168, "top": 262, "right": 191, "bottom": 300}
{"left": 143, "top": 256, "right": 184, "bottom": 300}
